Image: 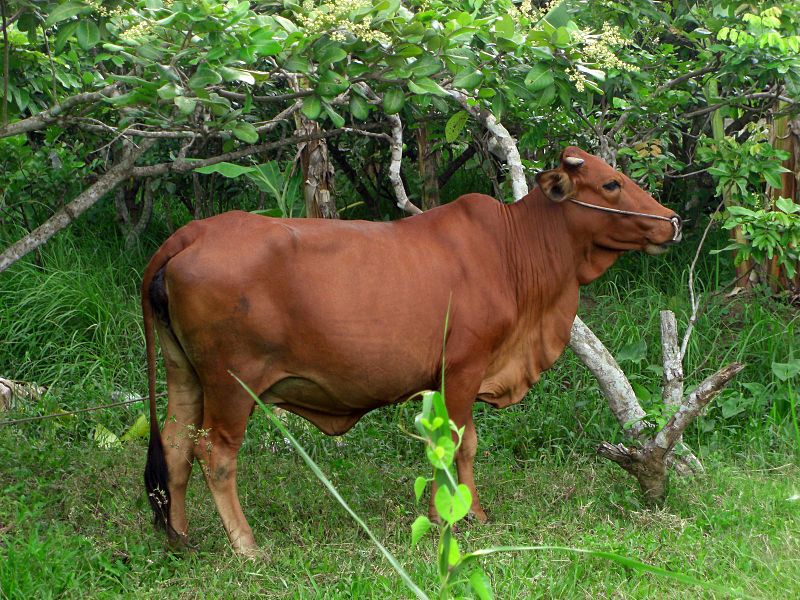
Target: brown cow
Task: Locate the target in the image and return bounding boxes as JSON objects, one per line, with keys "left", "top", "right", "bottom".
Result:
{"left": 142, "top": 147, "right": 681, "bottom": 554}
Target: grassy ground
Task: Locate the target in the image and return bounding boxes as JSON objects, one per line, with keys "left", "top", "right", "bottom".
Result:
{"left": 1, "top": 212, "right": 799, "bottom": 598}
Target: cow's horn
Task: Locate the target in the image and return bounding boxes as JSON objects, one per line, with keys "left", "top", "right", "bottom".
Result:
{"left": 564, "top": 156, "right": 584, "bottom": 167}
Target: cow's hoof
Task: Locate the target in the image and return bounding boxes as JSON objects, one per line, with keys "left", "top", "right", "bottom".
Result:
{"left": 167, "top": 531, "right": 193, "bottom": 552}
{"left": 468, "top": 508, "right": 488, "bottom": 524}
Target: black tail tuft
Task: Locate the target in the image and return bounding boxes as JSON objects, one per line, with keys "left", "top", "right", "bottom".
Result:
{"left": 144, "top": 430, "right": 171, "bottom": 531}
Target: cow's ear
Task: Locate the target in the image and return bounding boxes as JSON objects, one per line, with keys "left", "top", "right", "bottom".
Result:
{"left": 535, "top": 168, "right": 574, "bottom": 203}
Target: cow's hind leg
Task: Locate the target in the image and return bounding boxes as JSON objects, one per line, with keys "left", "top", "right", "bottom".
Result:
{"left": 156, "top": 323, "right": 204, "bottom": 546}
{"left": 195, "top": 383, "right": 257, "bottom": 555}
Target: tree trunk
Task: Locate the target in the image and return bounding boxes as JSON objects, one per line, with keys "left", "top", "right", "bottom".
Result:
{"left": 768, "top": 110, "right": 799, "bottom": 291}
{"left": 294, "top": 115, "right": 337, "bottom": 219}
{"left": 708, "top": 78, "right": 751, "bottom": 288}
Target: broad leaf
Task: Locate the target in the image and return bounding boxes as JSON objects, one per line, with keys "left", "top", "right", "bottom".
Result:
{"left": 194, "top": 162, "right": 255, "bottom": 178}
{"left": 469, "top": 568, "right": 493, "bottom": 600}
{"left": 349, "top": 94, "right": 370, "bottom": 121}
{"left": 616, "top": 339, "right": 647, "bottom": 363}
{"left": 76, "top": 20, "right": 100, "bottom": 50}
{"left": 383, "top": 88, "right": 405, "bottom": 114}
{"left": 302, "top": 95, "right": 322, "bottom": 120}
{"left": 445, "top": 111, "right": 469, "bottom": 143}
{"left": 414, "top": 476, "right": 427, "bottom": 502}
{"left": 524, "top": 64, "right": 554, "bottom": 92}
{"left": 452, "top": 69, "right": 483, "bottom": 90}
{"left": 232, "top": 121, "right": 259, "bottom": 144}
{"left": 45, "top": 1, "right": 88, "bottom": 26}
{"left": 410, "top": 515, "right": 432, "bottom": 547}
{"left": 408, "top": 78, "right": 449, "bottom": 97}
{"left": 188, "top": 64, "right": 223, "bottom": 89}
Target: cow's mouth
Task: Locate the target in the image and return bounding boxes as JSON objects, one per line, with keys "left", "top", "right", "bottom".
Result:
{"left": 644, "top": 225, "right": 682, "bottom": 255}
{"left": 644, "top": 243, "right": 671, "bottom": 256}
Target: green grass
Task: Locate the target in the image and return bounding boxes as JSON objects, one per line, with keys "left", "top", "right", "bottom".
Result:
{"left": 1, "top": 212, "right": 799, "bottom": 598}
{"left": 1, "top": 417, "right": 798, "bottom": 598}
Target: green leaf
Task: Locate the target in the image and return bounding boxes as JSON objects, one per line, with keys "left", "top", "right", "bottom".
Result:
{"left": 772, "top": 359, "right": 800, "bottom": 381}
{"left": 316, "top": 42, "right": 348, "bottom": 65}
{"left": 434, "top": 483, "right": 472, "bottom": 525}
{"left": 254, "top": 39, "right": 282, "bottom": 56}
{"left": 188, "top": 64, "right": 223, "bottom": 89}
{"left": 524, "top": 64, "right": 554, "bottom": 92}
{"left": 410, "top": 515, "right": 432, "bottom": 547}
{"left": 45, "top": 1, "right": 88, "bottom": 26}
{"left": 349, "top": 94, "right": 370, "bottom": 121}
{"left": 94, "top": 424, "right": 121, "bottom": 449}
{"left": 426, "top": 436, "right": 456, "bottom": 469}
{"left": 445, "top": 111, "right": 469, "bottom": 143}
{"left": 452, "top": 69, "right": 483, "bottom": 90}
{"left": 76, "top": 20, "right": 100, "bottom": 50}
{"left": 616, "top": 339, "right": 647, "bottom": 363}
{"left": 194, "top": 162, "right": 255, "bottom": 177}
{"left": 316, "top": 70, "right": 350, "bottom": 98}
{"left": 174, "top": 95, "right": 197, "bottom": 115}
{"left": 542, "top": 0, "right": 570, "bottom": 28}
{"left": 302, "top": 95, "right": 322, "bottom": 120}
{"left": 220, "top": 67, "right": 256, "bottom": 85}
{"left": 120, "top": 414, "right": 149, "bottom": 441}
{"left": 383, "top": 88, "right": 405, "bottom": 114}
{"left": 414, "top": 476, "right": 428, "bottom": 502}
{"left": 323, "top": 103, "right": 345, "bottom": 128}
{"left": 232, "top": 121, "right": 259, "bottom": 144}
{"left": 408, "top": 78, "right": 449, "bottom": 97}
{"left": 444, "top": 535, "right": 461, "bottom": 566}
{"left": 776, "top": 197, "right": 800, "bottom": 213}
{"left": 157, "top": 83, "right": 181, "bottom": 100}
{"left": 54, "top": 21, "right": 79, "bottom": 52}
{"left": 469, "top": 568, "right": 493, "bottom": 600}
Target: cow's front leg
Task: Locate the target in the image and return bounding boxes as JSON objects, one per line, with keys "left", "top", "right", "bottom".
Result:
{"left": 454, "top": 415, "right": 488, "bottom": 523}
{"left": 425, "top": 363, "right": 489, "bottom": 524}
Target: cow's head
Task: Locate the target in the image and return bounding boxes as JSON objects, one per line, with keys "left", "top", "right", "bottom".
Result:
{"left": 535, "top": 146, "right": 681, "bottom": 256}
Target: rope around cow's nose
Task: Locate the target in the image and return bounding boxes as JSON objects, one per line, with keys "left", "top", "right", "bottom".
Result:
{"left": 566, "top": 198, "right": 682, "bottom": 242}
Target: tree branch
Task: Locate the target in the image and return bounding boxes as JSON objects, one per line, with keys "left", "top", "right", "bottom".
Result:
{"left": 356, "top": 82, "right": 421, "bottom": 215}
{"left": 0, "top": 84, "right": 120, "bottom": 137}
{"left": 131, "top": 126, "right": 377, "bottom": 178}
{"left": 0, "top": 138, "right": 157, "bottom": 273}
{"left": 438, "top": 144, "right": 477, "bottom": 189}
{"left": 447, "top": 90, "right": 527, "bottom": 201}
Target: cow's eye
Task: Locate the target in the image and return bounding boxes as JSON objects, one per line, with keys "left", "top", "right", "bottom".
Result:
{"left": 603, "top": 180, "right": 621, "bottom": 192}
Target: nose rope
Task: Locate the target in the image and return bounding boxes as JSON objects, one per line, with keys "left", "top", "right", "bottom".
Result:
{"left": 567, "top": 198, "right": 682, "bottom": 242}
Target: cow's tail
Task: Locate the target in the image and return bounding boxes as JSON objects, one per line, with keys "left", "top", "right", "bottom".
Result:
{"left": 142, "top": 225, "right": 198, "bottom": 533}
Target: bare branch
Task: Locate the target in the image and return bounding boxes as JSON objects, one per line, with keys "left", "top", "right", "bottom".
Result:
{"left": 447, "top": 90, "right": 528, "bottom": 200}
{"left": 0, "top": 138, "right": 157, "bottom": 273}
{"left": 653, "top": 362, "right": 745, "bottom": 454}
{"left": 569, "top": 317, "right": 650, "bottom": 436}
{"left": 131, "top": 126, "right": 379, "bottom": 178}
{"left": 653, "top": 64, "right": 719, "bottom": 95}
{"left": 356, "top": 82, "right": 421, "bottom": 215}
{"left": 0, "top": 84, "right": 119, "bottom": 137}
{"left": 680, "top": 199, "right": 724, "bottom": 360}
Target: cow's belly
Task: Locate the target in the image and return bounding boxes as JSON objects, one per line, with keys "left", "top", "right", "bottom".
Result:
{"left": 260, "top": 375, "right": 416, "bottom": 435}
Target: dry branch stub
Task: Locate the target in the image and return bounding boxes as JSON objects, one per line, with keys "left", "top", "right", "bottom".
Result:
{"left": 597, "top": 362, "right": 744, "bottom": 504}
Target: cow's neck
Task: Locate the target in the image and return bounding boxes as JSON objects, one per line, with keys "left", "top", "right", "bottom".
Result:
{"left": 508, "top": 189, "right": 622, "bottom": 286}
